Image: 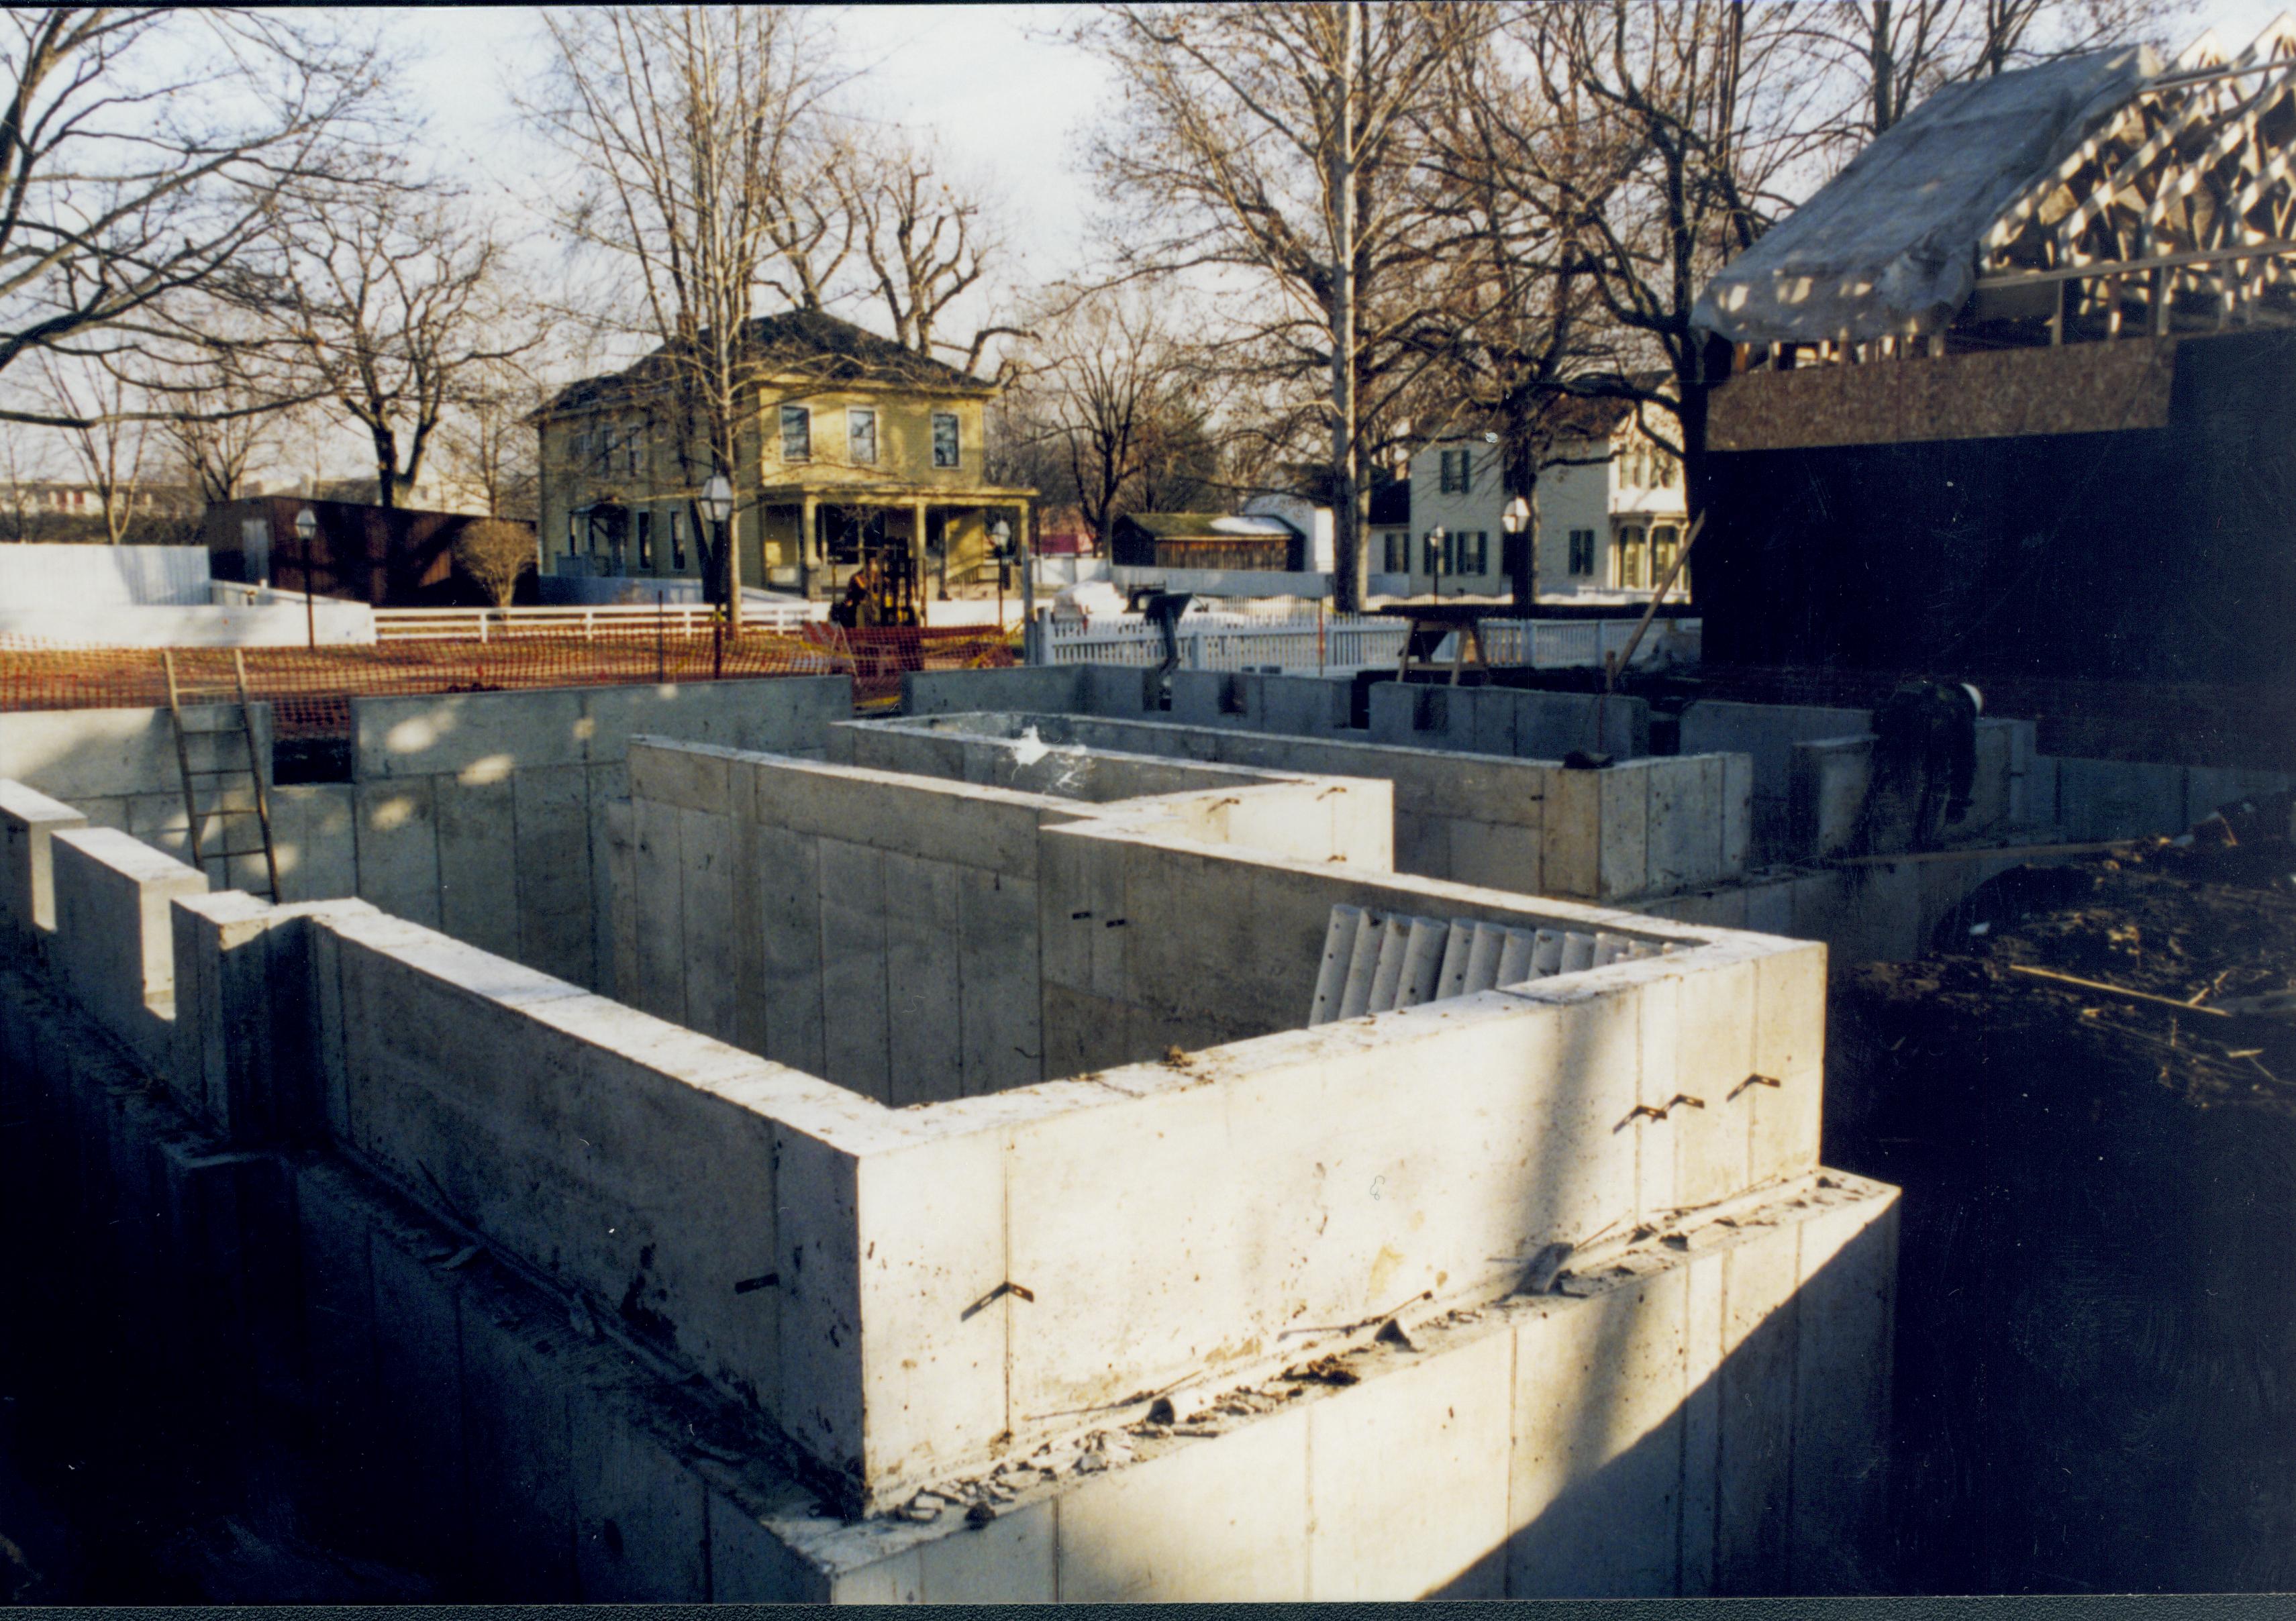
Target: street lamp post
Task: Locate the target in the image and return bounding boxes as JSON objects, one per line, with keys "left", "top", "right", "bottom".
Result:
{"left": 1018, "top": 507, "right": 1037, "bottom": 665}
{"left": 1501, "top": 494, "right": 1532, "bottom": 611}
{"left": 293, "top": 505, "right": 318, "bottom": 651}
{"left": 988, "top": 517, "right": 1012, "bottom": 643}
{"left": 1426, "top": 525, "right": 1448, "bottom": 600}
{"left": 701, "top": 474, "right": 737, "bottom": 633}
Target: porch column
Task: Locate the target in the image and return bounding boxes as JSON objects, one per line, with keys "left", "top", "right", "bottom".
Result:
{"left": 799, "top": 493, "right": 817, "bottom": 599}
{"left": 911, "top": 497, "right": 930, "bottom": 626}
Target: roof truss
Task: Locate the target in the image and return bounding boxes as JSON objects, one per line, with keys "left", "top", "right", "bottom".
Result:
{"left": 1972, "top": 16, "right": 2296, "bottom": 333}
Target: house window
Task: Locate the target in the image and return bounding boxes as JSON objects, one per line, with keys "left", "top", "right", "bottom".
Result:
{"left": 565, "top": 513, "right": 578, "bottom": 558}
{"left": 1568, "top": 528, "right": 1596, "bottom": 576}
{"left": 1438, "top": 449, "right": 1470, "bottom": 494}
{"left": 625, "top": 433, "right": 639, "bottom": 476}
{"left": 932, "top": 411, "right": 960, "bottom": 468}
{"left": 848, "top": 407, "right": 877, "bottom": 464}
{"left": 781, "top": 405, "right": 811, "bottom": 462}
{"left": 636, "top": 511, "right": 654, "bottom": 570}
{"left": 670, "top": 510, "right": 687, "bottom": 570}
{"left": 1617, "top": 525, "right": 1648, "bottom": 588}
{"left": 1454, "top": 531, "right": 1488, "bottom": 574}
{"left": 1650, "top": 523, "right": 1682, "bottom": 587}
{"left": 1383, "top": 533, "right": 1405, "bottom": 573}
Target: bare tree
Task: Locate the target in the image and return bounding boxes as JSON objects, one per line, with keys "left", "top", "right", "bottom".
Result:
{"left": 0, "top": 427, "right": 60, "bottom": 541}
{"left": 0, "top": 10, "right": 389, "bottom": 429}
{"left": 1006, "top": 291, "right": 1222, "bottom": 544}
{"left": 1419, "top": 48, "right": 1636, "bottom": 606}
{"left": 37, "top": 354, "right": 148, "bottom": 542}
{"left": 760, "top": 134, "right": 854, "bottom": 315}
{"left": 1077, "top": 2, "right": 1485, "bottom": 609}
{"left": 152, "top": 339, "right": 286, "bottom": 506}
{"left": 1794, "top": 0, "right": 2190, "bottom": 144}
{"left": 840, "top": 132, "right": 1026, "bottom": 375}
{"left": 452, "top": 516, "right": 537, "bottom": 609}
{"left": 434, "top": 360, "right": 544, "bottom": 524}
{"left": 522, "top": 6, "right": 841, "bottom": 627}
{"left": 1501, "top": 1, "right": 1826, "bottom": 517}
{"left": 269, "top": 190, "right": 541, "bottom": 510}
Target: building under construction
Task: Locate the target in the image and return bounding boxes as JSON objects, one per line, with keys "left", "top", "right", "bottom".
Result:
{"left": 1694, "top": 19, "right": 2296, "bottom": 719}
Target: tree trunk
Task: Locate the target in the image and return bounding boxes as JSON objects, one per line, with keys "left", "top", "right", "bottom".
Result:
{"left": 716, "top": 347, "right": 744, "bottom": 633}
{"left": 1870, "top": 0, "right": 1896, "bottom": 134}
{"left": 1329, "top": 0, "right": 1364, "bottom": 613}
{"left": 1677, "top": 333, "right": 1730, "bottom": 597}
{"left": 1511, "top": 470, "right": 1541, "bottom": 612}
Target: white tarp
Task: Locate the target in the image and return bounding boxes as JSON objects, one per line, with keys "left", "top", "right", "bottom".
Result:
{"left": 1694, "top": 46, "right": 2159, "bottom": 345}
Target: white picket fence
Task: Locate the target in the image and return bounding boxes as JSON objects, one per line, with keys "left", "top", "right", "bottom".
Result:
{"left": 372, "top": 599, "right": 822, "bottom": 641}
{"left": 1040, "top": 611, "right": 1698, "bottom": 675}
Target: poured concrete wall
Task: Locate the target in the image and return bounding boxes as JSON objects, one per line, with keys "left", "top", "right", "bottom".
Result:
{"left": 857, "top": 711, "right": 1750, "bottom": 903}
{"left": 2039, "top": 754, "right": 2296, "bottom": 841}
{"left": 611, "top": 743, "right": 1087, "bottom": 1101}
{"left": 0, "top": 676, "right": 855, "bottom": 993}
{"left": 0, "top": 702, "right": 283, "bottom": 894}
{"left": 0, "top": 919, "right": 1892, "bottom": 1600}
{"left": 611, "top": 740, "right": 1391, "bottom": 1102}
{"left": 349, "top": 678, "right": 851, "bottom": 990}
{"left": 0, "top": 727, "right": 1893, "bottom": 1597}
{"left": 813, "top": 1175, "right": 1897, "bottom": 1601}
{"left": 905, "top": 664, "right": 1655, "bottom": 764}
{"left": 1683, "top": 700, "right": 2040, "bottom": 861}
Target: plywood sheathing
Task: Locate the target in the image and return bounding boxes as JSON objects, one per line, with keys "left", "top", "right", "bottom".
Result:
{"left": 1707, "top": 335, "right": 2177, "bottom": 452}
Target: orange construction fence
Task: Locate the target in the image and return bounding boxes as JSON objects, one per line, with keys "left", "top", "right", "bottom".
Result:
{"left": 0, "top": 623, "right": 1015, "bottom": 739}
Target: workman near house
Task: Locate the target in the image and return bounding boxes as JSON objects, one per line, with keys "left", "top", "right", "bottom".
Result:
{"left": 834, "top": 560, "right": 883, "bottom": 629}
{"left": 1858, "top": 680, "right": 1983, "bottom": 854}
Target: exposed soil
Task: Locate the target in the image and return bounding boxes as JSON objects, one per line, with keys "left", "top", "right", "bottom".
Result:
{"left": 1827, "top": 838, "right": 2296, "bottom": 1593}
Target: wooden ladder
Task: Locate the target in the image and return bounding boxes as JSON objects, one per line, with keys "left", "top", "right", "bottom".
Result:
{"left": 162, "top": 649, "right": 280, "bottom": 900}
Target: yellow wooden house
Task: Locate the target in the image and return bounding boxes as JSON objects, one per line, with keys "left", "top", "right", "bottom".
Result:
{"left": 536, "top": 311, "right": 1036, "bottom": 604}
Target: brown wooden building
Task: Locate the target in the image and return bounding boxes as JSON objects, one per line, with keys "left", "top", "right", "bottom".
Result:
{"left": 202, "top": 497, "right": 539, "bottom": 607}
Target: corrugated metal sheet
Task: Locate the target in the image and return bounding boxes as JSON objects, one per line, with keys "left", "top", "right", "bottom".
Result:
{"left": 0, "top": 543, "right": 212, "bottom": 607}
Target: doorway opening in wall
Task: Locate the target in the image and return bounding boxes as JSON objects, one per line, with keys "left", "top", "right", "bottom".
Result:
{"left": 823, "top": 505, "right": 889, "bottom": 569}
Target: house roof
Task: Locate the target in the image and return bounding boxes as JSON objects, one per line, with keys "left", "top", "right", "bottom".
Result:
{"left": 1118, "top": 512, "right": 1300, "bottom": 541}
{"left": 1426, "top": 394, "right": 1644, "bottom": 450}
{"left": 1693, "top": 46, "right": 2160, "bottom": 344}
{"left": 540, "top": 310, "right": 993, "bottom": 419}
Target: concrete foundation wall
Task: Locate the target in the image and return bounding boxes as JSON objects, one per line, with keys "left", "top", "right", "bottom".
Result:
{"left": 0, "top": 677, "right": 855, "bottom": 995}
{"left": 1366, "top": 680, "right": 1650, "bottom": 762}
{"left": 7, "top": 751, "right": 1830, "bottom": 1511}
{"left": 1685, "top": 701, "right": 2039, "bottom": 861}
{"left": 829, "top": 720, "right": 1307, "bottom": 806}
{"left": 611, "top": 741, "right": 1392, "bottom": 1103}
{"left": 2038, "top": 753, "right": 2296, "bottom": 841}
{"left": 350, "top": 678, "right": 852, "bottom": 991}
{"left": 0, "top": 952, "right": 846, "bottom": 1602}
{"left": 0, "top": 706, "right": 1895, "bottom": 1598}
{"left": 815, "top": 1175, "right": 1899, "bottom": 1601}
{"left": 866, "top": 711, "right": 1749, "bottom": 903}
{"left": 0, "top": 932, "right": 1893, "bottom": 1600}
{"left": 611, "top": 743, "right": 1087, "bottom": 1102}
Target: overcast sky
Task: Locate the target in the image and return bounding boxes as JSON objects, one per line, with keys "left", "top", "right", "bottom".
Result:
{"left": 398, "top": 5, "right": 1111, "bottom": 310}
{"left": 397, "top": 0, "right": 2296, "bottom": 282}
